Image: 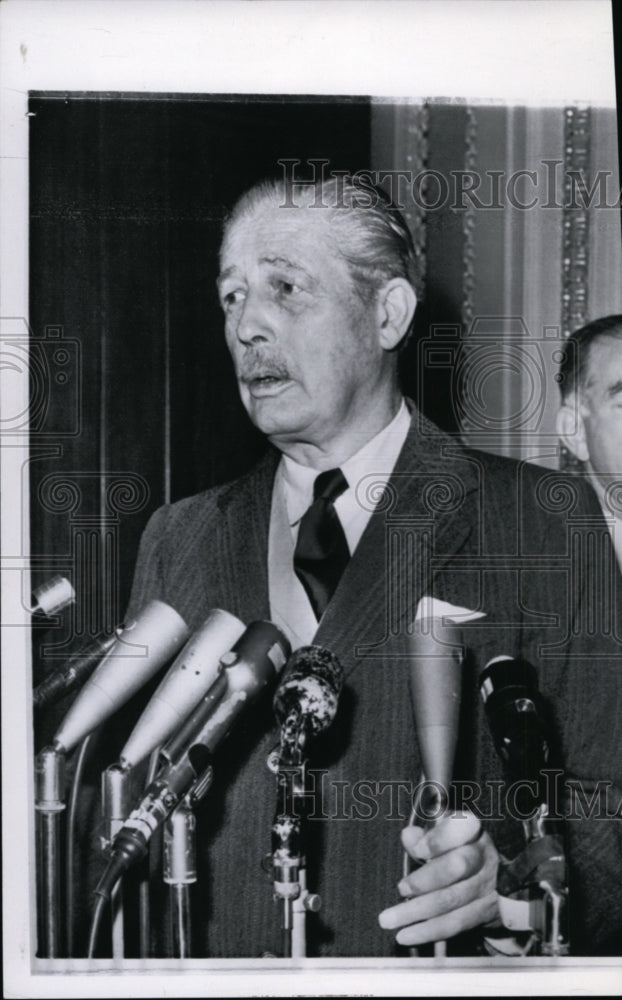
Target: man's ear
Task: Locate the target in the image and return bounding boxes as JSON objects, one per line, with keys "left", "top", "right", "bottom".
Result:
{"left": 556, "top": 402, "right": 590, "bottom": 462}
{"left": 375, "top": 278, "right": 417, "bottom": 351}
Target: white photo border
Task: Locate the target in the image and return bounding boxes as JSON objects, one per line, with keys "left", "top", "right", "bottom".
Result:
{"left": 1, "top": 1, "right": 620, "bottom": 997}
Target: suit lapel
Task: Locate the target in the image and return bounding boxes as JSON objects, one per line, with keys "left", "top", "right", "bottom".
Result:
{"left": 315, "top": 409, "right": 481, "bottom": 671}
{"left": 214, "top": 410, "right": 481, "bottom": 672}
{"left": 215, "top": 448, "right": 279, "bottom": 622}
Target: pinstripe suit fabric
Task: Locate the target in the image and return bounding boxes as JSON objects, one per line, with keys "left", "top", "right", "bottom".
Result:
{"left": 126, "top": 411, "right": 622, "bottom": 956}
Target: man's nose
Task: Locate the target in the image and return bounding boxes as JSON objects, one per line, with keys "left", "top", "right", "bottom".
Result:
{"left": 234, "top": 290, "right": 273, "bottom": 345}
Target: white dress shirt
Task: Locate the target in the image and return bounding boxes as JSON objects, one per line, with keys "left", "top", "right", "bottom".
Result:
{"left": 268, "top": 399, "right": 412, "bottom": 649}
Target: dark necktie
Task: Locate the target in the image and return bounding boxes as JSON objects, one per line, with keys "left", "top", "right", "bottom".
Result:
{"left": 293, "top": 468, "right": 350, "bottom": 620}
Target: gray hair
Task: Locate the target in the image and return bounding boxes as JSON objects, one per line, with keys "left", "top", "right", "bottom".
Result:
{"left": 222, "top": 175, "right": 420, "bottom": 314}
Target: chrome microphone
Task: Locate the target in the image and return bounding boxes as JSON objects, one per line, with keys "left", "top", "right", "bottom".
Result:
{"left": 408, "top": 620, "right": 463, "bottom": 814}
{"left": 119, "top": 609, "right": 246, "bottom": 768}
{"left": 52, "top": 601, "right": 190, "bottom": 753}
{"left": 30, "top": 576, "right": 75, "bottom": 617}
{"left": 404, "top": 619, "right": 464, "bottom": 958}
{"left": 33, "top": 630, "right": 118, "bottom": 709}
{"left": 92, "top": 621, "right": 290, "bottom": 904}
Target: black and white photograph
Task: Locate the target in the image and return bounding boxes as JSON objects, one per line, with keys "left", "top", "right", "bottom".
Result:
{"left": 2, "top": 1, "right": 622, "bottom": 996}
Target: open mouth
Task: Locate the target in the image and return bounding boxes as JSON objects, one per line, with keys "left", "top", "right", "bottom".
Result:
{"left": 245, "top": 372, "right": 292, "bottom": 396}
{"left": 250, "top": 375, "right": 283, "bottom": 385}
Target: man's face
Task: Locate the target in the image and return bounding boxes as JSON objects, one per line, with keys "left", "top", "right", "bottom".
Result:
{"left": 217, "top": 200, "right": 390, "bottom": 452}
{"left": 578, "top": 335, "right": 622, "bottom": 495}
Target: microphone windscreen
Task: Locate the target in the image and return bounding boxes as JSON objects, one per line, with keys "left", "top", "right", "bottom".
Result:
{"left": 53, "top": 601, "right": 190, "bottom": 753}
{"left": 273, "top": 645, "right": 343, "bottom": 739}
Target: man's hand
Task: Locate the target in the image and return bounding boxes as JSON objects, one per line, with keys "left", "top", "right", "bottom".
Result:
{"left": 378, "top": 810, "right": 500, "bottom": 947}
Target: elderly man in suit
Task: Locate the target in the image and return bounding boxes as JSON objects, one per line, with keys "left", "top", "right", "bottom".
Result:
{"left": 126, "top": 177, "right": 622, "bottom": 957}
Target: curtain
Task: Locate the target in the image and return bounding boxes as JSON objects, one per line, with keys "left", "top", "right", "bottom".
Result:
{"left": 372, "top": 100, "right": 622, "bottom": 468}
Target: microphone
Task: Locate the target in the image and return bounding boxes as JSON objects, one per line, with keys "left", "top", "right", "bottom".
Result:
{"left": 119, "top": 609, "right": 246, "bottom": 768}
{"left": 479, "top": 655, "right": 550, "bottom": 815}
{"left": 33, "top": 630, "right": 118, "bottom": 710}
{"left": 404, "top": 621, "right": 464, "bottom": 959}
{"left": 273, "top": 645, "right": 344, "bottom": 751}
{"left": 92, "top": 621, "right": 290, "bottom": 901}
{"left": 52, "top": 601, "right": 190, "bottom": 754}
{"left": 30, "top": 576, "right": 75, "bottom": 617}
{"left": 270, "top": 645, "right": 343, "bottom": 957}
{"left": 479, "top": 655, "right": 568, "bottom": 955}
{"left": 408, "top": 620, "right": 463, "bottom": 812}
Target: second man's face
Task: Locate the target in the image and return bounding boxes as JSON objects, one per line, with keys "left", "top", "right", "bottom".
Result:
{"left": 580, "top": 335, "right": 622, "bottom": 497}
{"left": 217, "top": 200, "right": 388, "bottom": 454}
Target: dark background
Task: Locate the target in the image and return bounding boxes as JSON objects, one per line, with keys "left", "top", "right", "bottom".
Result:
{"left": 29, "top": 94, "right": 473, "bottom": 648}
{"left": 29, "top": 95, "right": 374, "bottom": 632}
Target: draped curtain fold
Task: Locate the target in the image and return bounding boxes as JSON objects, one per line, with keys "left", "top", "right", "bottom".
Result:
{"left": 372, "top": 100, "right": 622, "bottom": 468}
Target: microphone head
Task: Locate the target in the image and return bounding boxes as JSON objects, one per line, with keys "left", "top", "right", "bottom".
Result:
{"left": 119, "top": 608, "right": 246, "bottom": 768}
{"left": 31, "top": 575, "right": 75, "bottom": 616}
{"left": 273, "top": 645, "right": 343, "bottom": 743}
{"left": 53, "top": 600, "right": 190, "bottom": 753}
{"left": 479, "top": 655, "right": 550, "bottom": 808}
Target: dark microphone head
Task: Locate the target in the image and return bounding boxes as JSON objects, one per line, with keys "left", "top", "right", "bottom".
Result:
{"left": 479, "top": 655, "right": 551, "bottom": 809}
{"left": 273, "top": 645, "right": 343, "bottom": 744}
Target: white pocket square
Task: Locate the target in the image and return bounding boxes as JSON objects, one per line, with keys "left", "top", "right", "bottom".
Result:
{"left": 415, "top": 596, "right": 486, "bottom": 624}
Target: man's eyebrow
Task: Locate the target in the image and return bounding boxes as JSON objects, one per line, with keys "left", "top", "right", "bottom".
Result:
{"left": 260, "top": 255, "right": 314, "bottom": 280}
{"left": 217, "top": 257, "right": 314, "bottom": 289}
{"left": 607, "top": 380, "right": 622, "bottom": 398}
{"left": 216, "top": 266, "right": 239, "bottom": 289}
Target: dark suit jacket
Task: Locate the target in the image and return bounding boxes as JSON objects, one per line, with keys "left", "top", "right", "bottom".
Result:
{"left": 124, "top": 409, "right": 622, "bottom": 957}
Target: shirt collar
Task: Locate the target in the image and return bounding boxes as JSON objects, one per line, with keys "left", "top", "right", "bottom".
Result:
{"left": 279, "top": 398, "right": 411, "bottom": 527}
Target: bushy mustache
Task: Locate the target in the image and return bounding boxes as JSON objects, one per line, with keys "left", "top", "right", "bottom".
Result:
{"left": 237, "top": 350, "right": 291, "bottom": 382}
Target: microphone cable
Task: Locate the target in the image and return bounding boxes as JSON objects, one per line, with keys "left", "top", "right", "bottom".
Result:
{"left": 65, "top": 733, "right": 93, "bottom": 955}
{"left": 138, "top": 747, "right": 161, "bottom": 958}
{"left": 87, "top": 893, "right": 107, "bottom": 959}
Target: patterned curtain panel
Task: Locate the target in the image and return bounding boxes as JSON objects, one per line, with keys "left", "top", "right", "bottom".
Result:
{"left": 371, "top": 101, "right": 622, "bottom": 468}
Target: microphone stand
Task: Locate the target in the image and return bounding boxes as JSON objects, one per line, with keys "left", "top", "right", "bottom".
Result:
{"left": 31, "top": 577, "right": 76, "bottom": 957}
{"left": 35, "top": 746, "right": 66, "bottom": 957}
{"left": 271, "top": 735, "right": 321, "bottom": 958}
{"left": 520, "top": 804, "right": 567, "bottom": 955}
{"left": 101, "top": 764, "right": 134, "bottom": 959}
{"left": 163, "top": 800, "right": 197, "bottom": 958}
{"left": 162, "top": 764, "right": 214, "bottom": 958}
{"left": 480, "top": 656, "right": 568, "bottom": 956}
{"left": 139, "top": 747, "right": 162, "bottom": 958}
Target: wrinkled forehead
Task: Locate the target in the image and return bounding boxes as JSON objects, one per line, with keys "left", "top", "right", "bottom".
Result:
{"left": 583, "top": 333, "right": 622, "bottom": 393}
{"left": 219, "top": 192, "right": 339, "bottom": 269}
